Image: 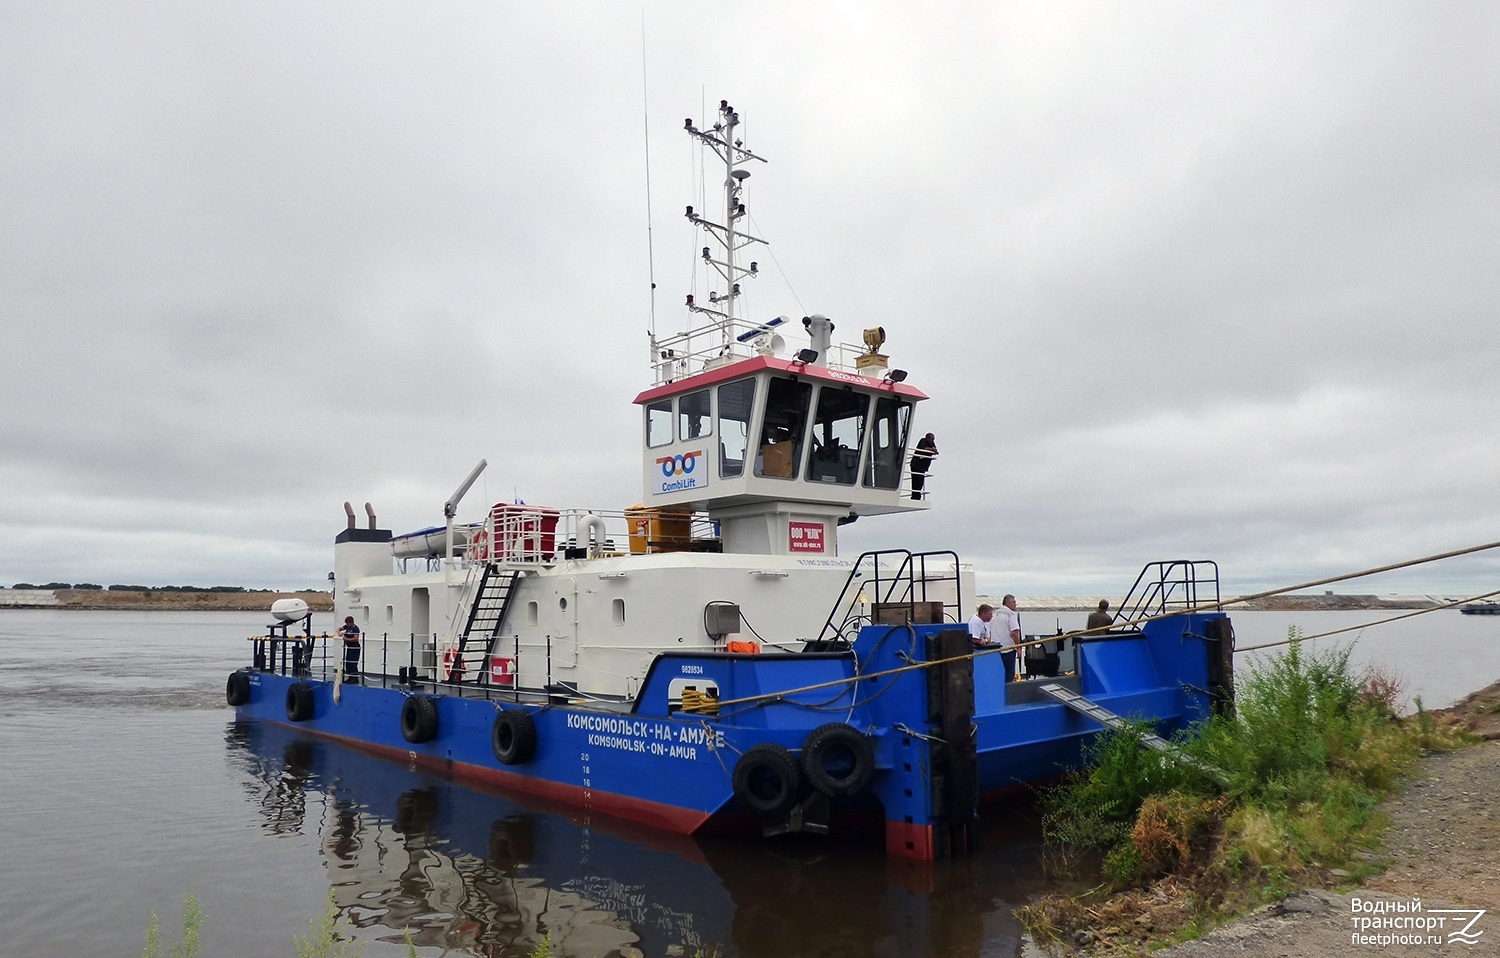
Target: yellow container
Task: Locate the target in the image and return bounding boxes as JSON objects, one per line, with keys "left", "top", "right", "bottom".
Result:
{"left": 625, "top": 505, "right": 694, "bottom": 554}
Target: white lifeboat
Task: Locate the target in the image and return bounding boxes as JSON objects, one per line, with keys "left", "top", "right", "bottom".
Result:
{"left": 270, "top": 597, "right": 310, "bottom": 623}
{"left": 392, "top": 525, "right": 475, "bottom": 559}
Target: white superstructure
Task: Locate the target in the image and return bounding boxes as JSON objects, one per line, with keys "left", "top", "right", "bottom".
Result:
{"left": 331, "top": 100, "right": 966, "bottom": 702}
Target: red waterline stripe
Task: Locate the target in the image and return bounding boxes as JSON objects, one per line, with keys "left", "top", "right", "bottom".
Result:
{"left": 264, "top": 719, "right": 715, "bottom": 835}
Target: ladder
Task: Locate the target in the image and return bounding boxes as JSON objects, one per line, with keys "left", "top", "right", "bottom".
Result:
{"left": 455, "top": 565, "right": 520, "bottom": 679}
{"left": 1037, "top": 683, "right": 1228, "bottom": 786}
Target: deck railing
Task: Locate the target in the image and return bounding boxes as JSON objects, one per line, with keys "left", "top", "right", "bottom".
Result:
{"left": 817, "top": 549, "right": 965, "bottom": 643}
{"left": 250, "top": 630, "right": 568, "bottom": 706}
{"left": 1115, "top": 560, "right": 1221, "bottom": 625}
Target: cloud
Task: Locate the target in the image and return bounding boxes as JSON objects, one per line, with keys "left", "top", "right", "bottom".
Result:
{"left": 4, "top": 2, "right": 1498, "bottom": 596}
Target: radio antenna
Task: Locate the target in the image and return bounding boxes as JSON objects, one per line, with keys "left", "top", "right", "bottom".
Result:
{"left": 641, "top": 12, "right": 659, "bottom": 346}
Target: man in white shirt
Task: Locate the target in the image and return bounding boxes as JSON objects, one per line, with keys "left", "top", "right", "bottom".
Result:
{"left": 967, "top": 604, "right": 994, "bottom": 648}
{"left": 993, "top": 594, "right": 1021, "bottom": 683}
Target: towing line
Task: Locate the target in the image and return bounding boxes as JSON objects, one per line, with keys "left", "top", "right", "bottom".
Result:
{"left": 708, "top": 537, "right": 1500, "bottom": 712}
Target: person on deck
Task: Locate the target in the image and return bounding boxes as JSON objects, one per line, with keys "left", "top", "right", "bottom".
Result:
{"left": 993, "top": 594, "right": 1021, "bottom": 682}
{"left": 339, "top": 615, "right": 361, "bottom": 679}
{"left": 1087, "top": 599, "right": 1114, "bottom": 632}
{"left": 909, "top": 433, "right": 938, "bottom": 499}
{"left": 968, "top": 603, "right": 994, "bottom": 649}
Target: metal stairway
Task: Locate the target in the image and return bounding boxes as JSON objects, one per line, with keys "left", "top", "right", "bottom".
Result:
{"left": 455, "top": 565, "right": 520, "bottom": 679}
{"left": 1037, "top": 683, "right": 1228, "bottom": 785}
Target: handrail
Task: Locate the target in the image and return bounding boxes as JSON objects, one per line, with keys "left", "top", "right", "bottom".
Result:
{"left": 1115, "top": 560, "right": 1221, "bottom": 623}
{"left": 817, "top": 549, "right": 964, "bottom": 642}
{"left": 248, "top": 631, "right": 563, "bottom": 705}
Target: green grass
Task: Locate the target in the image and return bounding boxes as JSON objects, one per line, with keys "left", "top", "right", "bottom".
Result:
{"left": 293, "top": 892, "right": 366, "bottom": 958}
{"left": 1026, "top": 628, "right": 1464, "bottom": 951}
{"left": 142, "top": 894, "right": 201, "bottom": 958}
{"left": 140, "top": 894, "right": 611, "bottom": 958}
{"left": 143, "top": 892, "right": 422, "bottom": 958}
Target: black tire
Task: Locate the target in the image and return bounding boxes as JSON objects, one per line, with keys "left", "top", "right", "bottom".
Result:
{"left": 285, "top": 682, "right": 315, "bottom": 723}
{"left": 401, "top": 695, "right": 439, "bottom": 744}
{"left": 491, "top": 709, "right": 537, "bottom": 765}
{"left": 226, "top": 670, "right": 251, "bottom": 707}
{"left": 732, "top": 743, "right": 802, "bottom": 818}
{"left": 801, "top": 722, "right": 874, "bottom": 797}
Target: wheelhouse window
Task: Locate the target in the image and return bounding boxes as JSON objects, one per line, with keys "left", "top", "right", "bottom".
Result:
{"left": 755, "top": 377, "right": 813, "bottom": 479}
{"left": 678, "top": 389, "right": 711, "bottom": 442}
{"left": 806, "top": 386, "right": 869, "bottom": 485}
{"left": 864, "top": 396, "right": 913, "bottom": 490}
{"left": 717, "top": 378, "right": 755, "bottom": 478}
{"left": 646, "top": 399, "right": 672, "bottom": 448}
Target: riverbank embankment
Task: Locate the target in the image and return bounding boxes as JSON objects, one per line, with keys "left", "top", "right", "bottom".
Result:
{"left": 1047, "top": 680, "right": 1500, "bottom": 957}
{"left": 0, "top": 589, "right": 333, "bottom": 612}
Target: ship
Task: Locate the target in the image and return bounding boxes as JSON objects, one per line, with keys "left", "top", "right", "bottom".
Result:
{"left": 228, "top": 100, "right": 1235, "bottom": 860}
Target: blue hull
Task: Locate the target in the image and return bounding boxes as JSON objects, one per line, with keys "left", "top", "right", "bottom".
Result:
{"left": 232, "top": 611, "right": 1230, "bottom": 858}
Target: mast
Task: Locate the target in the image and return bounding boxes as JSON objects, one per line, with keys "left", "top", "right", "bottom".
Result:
{"left": 683, "top": 100, "right": 768, "bottom": 354}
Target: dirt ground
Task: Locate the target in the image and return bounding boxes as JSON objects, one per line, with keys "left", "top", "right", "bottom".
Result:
{"left": 1155, "top": 690, "right": 1500, "bottom": 957}
{"left": 51, "top": 589, "right": 333, "bottom": 612}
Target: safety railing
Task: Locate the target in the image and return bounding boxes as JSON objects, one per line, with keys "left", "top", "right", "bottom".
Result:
{"left": 817, "top": 549, "right": 965, "bottom": 643}
{"left": 1115, "top": 560, "right": 1222, "bottom": 624}
{"left": 248, "top": 630, "right": 583, "bottom": 706}
{"left": 650, "top": 319, "right": 870, "bottom": 386}
{"left": 455, "top": 508, "right": 725, "bottom": 569}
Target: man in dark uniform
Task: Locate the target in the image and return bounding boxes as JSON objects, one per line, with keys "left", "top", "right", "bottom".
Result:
{"left": 909, "top": 432, "right": 938, "bottom": 499}
{"left": 339, "top": 615, "right": 361, "bottom": 679}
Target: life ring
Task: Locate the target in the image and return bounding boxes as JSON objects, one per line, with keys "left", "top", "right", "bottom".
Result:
{"left": 225, "top": 670, "right": 251, "bottom": 707}
{"left": 285, "top": 681, "right": 315, "bottom": 722}
{"left": 800, "top": 723, "right": 874, "bottom": 797}
{"left": 731, "top": 743, "right": 802, "bottom": 818}
{"left": 401, "top": 695, "right": 439, "bottom": 744}
{"left": 441, "top": 647, "right": 465, "bottom": 682}
{"left": 491, "top": 709, "right": 537, "bottom": 765}
{"left": 468, "top": 528, "right": 491, "bottom": 561}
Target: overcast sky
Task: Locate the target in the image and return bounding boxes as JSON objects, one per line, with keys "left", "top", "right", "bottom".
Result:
{"left": 4, "top": 2, "right": 1498, "bottom": 598}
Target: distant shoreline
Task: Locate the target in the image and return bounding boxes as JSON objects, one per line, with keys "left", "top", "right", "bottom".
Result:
{"left": 0, "top": 588, "right": 1451, "bottom": 614}
{"left": 0, "top": 589, "right": 334, "bottom": 612}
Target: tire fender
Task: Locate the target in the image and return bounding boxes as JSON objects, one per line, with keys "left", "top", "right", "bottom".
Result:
{"left": 401, "top": 695, "right": 439, "bottom": 744}
{"left": 285, "top": 682, "right": 315, "bottom": 722}
{"left": 800, "top": 722, "right": 874, "bottom": 797}
{"left": 732, "top": 743, "right": 802, "bottom": 817}
{"left": 492, "top": 709, "right": 537, "bottom": 765}
{"left": 226, "top": 670, "right": 251, "bottom": 707}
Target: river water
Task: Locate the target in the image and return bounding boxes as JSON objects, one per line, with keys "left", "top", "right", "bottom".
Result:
{"left": 0, "top": 608, "right": 1493, "bottom": 958}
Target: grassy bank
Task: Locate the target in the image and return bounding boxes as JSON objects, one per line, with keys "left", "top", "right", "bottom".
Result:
{"left": 1019, "top": 629, "right": 1472, "bottom": 953}
{"left": 55, "top": 588, "right": 333, "bottom": 612}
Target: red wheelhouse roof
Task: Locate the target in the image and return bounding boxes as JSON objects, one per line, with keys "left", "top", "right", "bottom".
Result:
{"left": 633, "top": 355, "right": 928, "bottom": 405}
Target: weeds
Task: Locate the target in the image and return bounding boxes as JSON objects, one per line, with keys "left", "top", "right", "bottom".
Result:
{"left": 1026, "top": 628, "right": 1450, "bottom": 952}
{"left": 142, "top": 891, "right": 426, "bottom": 958}
{"left": 142, "top": 894, "right": 201, "bottom": 958}
{"left": 294, "top": 892, "right": 364, "bottom": 958}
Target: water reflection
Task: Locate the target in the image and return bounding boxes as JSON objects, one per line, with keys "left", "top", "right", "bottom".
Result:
{"left": 225, "top": 720, "right": 1081, "bottom": 957}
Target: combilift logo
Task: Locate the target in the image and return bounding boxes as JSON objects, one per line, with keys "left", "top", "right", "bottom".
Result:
{"left": 656, "top": 450, "right": 706, "bottom": 494}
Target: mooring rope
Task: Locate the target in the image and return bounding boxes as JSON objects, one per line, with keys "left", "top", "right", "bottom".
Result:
{"left": 1009, "top": 537, "right": 1500, "bottom": 654}
{"left": 1234, "top": 586, "right": 1500, "bottom": 652}
{"left": 707, "top": 537, "right": 1500, "bottom": 712}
